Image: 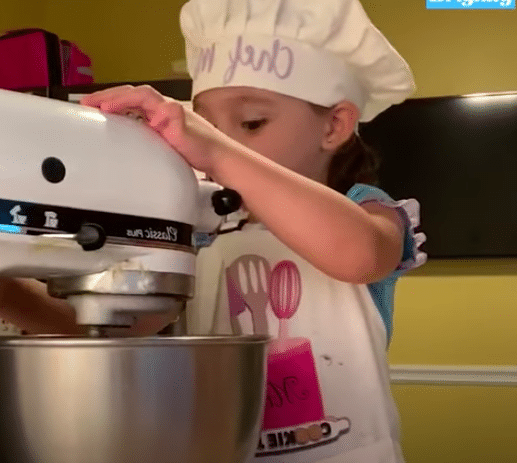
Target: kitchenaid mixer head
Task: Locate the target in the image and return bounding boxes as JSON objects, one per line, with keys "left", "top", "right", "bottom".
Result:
{"left": 0, "top": 88, "right": 242, "bottom": 337}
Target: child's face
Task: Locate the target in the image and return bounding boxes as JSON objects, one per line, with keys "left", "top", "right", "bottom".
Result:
{"left": 193, "top": 87, "right": 332, "bottom": 182}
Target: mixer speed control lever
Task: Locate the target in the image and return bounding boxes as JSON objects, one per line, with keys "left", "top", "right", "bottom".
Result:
{"left": 42, "top": 223, "right": 107, "bottom": 251}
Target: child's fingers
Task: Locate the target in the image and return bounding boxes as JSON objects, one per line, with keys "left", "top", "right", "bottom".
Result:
{"left": 149, "top": 101, "right": 195, "bottom": 156}
{"left": 80, "top": 85, "right": 136, "bottom": 107}
{"left": 81, "top": 85, "right": 166, "bottom": 122}
{"left": 83, "top": 87, "right": 213, "bottom": 173}
{"left": 100, "top": 87, "right": 165, "bottom": 120}
{"left": 149, "top": 101, "right": 215, "bottom": 174}
{"left": 149, "top": 100, "right": 185, "bottom": 133}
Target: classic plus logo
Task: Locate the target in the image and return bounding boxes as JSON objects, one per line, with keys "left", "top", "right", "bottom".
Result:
{"left": 427, "top": 0, "right": 514, "bottom": 8}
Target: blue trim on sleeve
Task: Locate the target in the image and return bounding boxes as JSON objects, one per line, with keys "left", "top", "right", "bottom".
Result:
{"left": 347, "top": 183, "right": 395, "bottom": 204}
{"left": 346, "top": 184, "right": 415, "bottom": 341}
{"left": 366, "top": 276, "right": 397, "bottom": 340}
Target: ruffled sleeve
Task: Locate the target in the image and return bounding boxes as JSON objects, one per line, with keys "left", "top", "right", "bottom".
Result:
{"left": 347, "top": 183, "right": 427, "bottom": 275}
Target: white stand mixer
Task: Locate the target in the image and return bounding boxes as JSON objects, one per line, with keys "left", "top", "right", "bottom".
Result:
{"left": 0, "top": 88, "right": 239, "bottom": 334}
{"left": 0, "top": 89, "right": 268, "bottom": 463}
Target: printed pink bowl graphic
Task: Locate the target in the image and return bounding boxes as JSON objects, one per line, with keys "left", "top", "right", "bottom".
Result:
{"left": 263, "top": 260, "right": 324, "bottom": 430}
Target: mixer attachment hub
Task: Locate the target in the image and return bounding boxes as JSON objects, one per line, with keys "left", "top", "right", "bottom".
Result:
{"left": 47, "top": 270, "right": 193, "bottom": 331}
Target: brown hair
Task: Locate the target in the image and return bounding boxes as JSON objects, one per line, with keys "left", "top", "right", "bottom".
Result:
{"left": 310, "top": 103, "right": 380, "bottom": 195}
{"left": 326, "top": 132, "right": 380, "bottom": 194}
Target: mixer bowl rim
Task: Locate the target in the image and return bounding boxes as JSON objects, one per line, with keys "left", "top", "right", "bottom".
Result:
{"left": 0, "top": 334, "right": 271, "bottom": 348}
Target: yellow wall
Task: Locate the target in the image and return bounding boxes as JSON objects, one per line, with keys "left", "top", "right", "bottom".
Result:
{"left": 393, "top": 384, "right": 517, "bottom": 463}
{"left": 389, "top": 261, "right": 517, "bottom": 462}
{"left": 3, "top": 0, "right": 517, "bottom": 94}
{"left": 42, "top": 0, "right": 187, "bottom": 82}
{"left": 1, "top": 0, "right": 187, "bottom": 83}
{"left": 0, "top": 3, "right": 47, "bottom": 29}
{"left": 389, "top": 260, "right": 517, "bottom": 366}
{"left": 361, "top": 1, "right": 517, "bottom": 98}
{"left": 2, "top": 1, "right": 517, "bottom": 462}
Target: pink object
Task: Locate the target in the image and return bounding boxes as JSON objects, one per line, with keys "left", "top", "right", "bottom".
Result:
{"left": 263, "top": 338, "right": 325, "bottom": 429}
{"left": 226, "top": 255, "right": 271, "bottom": 333}
{"left": 60, "top": 40, "right": 94, "bottom": 86}
{"left": 0, "top": 29, "right": 93, "bottom": 91}
{"left": 269, "top": 260, "right": 301, "bottom": 339}
{"left": 263, "top": 261, "right": 324, "bottom": 430}
{"left": 0, "top": 29, "right": 53, "bottom": 89}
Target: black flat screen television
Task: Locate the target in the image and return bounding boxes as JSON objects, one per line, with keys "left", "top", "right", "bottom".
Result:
{"left": 358, "top": 92, "right": 517, "bottom": 259}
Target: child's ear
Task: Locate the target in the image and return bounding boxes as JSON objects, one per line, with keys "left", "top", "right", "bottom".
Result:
{"left": 321, "top": 101, "right": 359, "bottom": 151}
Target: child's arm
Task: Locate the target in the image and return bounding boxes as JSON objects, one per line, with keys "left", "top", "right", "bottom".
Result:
{"left": 0, "top": 278, "right": 174, "bottom": 336}
{"left": 0, "top": 278, "right": 83, "bottom": 334}
{"left": 211, "top": 152, "right": 404, "bottom": 284}
{"left": 81, "top": 86, "right": 404, "bottom": 284}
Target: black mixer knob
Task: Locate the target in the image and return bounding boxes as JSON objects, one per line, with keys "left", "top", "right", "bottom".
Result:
{"left": 211, "top": 189, "right": 242, "bottom": 216}
{"left": 76, "top": 223, "right": 107, "bottom": 251}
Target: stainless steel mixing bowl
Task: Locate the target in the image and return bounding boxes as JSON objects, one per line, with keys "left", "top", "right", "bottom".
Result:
{"left": 0, "top": 335, "right": 269, "bottom": 463}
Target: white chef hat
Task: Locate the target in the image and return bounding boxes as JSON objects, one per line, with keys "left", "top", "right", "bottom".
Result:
{"left": 180, "top": 0, "right": 415, "bottom": 122}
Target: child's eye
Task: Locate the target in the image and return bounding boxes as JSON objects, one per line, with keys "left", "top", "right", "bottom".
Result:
{"left": 241, "top": 119, "right": 267, "bottom": 131}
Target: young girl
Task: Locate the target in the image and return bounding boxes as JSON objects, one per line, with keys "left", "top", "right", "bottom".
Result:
{"left": 1, "top": 0, "right": 425, "bottom": 461}
{"left": 80, "top": 0, "right": 426, "bottom": 460}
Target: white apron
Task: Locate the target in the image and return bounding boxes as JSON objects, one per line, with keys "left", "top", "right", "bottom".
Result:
{"left": 187, "top": 185, "right": 425, "bottom": 462}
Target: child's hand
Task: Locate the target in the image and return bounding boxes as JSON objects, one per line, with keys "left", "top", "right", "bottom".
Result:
{"left": 80, "top": 85, "right": 229, "bottom": 177}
